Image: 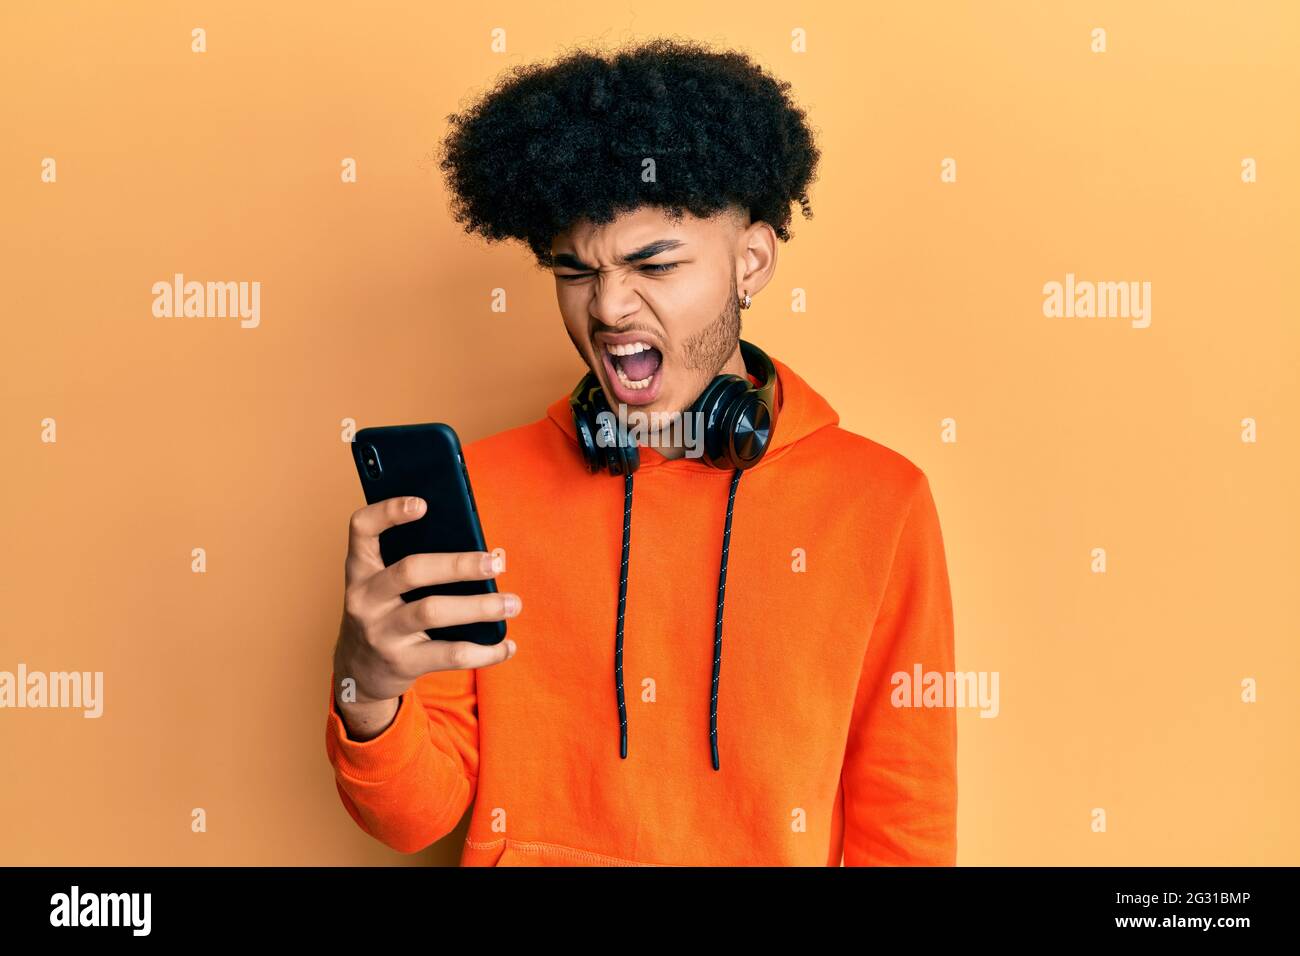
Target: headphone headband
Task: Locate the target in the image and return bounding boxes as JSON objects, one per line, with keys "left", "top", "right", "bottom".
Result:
{"left": 569, "top": 338, "right": 779, "bottom": 475}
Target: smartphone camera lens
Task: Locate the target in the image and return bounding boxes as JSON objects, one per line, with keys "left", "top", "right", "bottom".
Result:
{"left": 362, "top": 444, "right": 382, "bottom": 480}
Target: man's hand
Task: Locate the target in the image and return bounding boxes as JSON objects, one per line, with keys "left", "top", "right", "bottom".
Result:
{"left": 331, "top": 495, "right": 520, "bottom": 740}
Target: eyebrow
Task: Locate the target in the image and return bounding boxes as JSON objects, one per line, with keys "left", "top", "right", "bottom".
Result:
{"left": 552, "top": 238, "right": 685, "bottom": 271}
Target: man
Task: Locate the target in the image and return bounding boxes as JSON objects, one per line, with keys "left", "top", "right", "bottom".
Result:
{"left": 326, "top": 38, "right": 957, "bottom": 866}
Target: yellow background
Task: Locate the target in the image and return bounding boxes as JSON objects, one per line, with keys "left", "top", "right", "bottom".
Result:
{"left": 1, "top": 1, "right": 1296, "bottom": 865}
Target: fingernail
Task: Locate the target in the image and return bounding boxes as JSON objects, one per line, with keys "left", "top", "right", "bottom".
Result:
{"left": 480, "top": 552, "right": 495, "bottom": 574}
{"left": 506, "top": 640, "right": 517, "bottom": 656}
{"left": 503, "top": 594, "right": 520, "bottom": 616}
{"left": 492, "top": 553, "right": 505, "bottom": 574}
{"left": 405, "top": 497, "right": 422, "bottom": 514}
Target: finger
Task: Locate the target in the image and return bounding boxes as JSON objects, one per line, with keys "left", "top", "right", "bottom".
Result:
{"left": 409, "top": 636, "right": 517, "bottom": 674}
{"left": 368, "top": 550, "right": 500, "bottom": 603}
{"left": 382, "top": 590, "right": 521, "bottom": 640}
{"left": 346, "top": 496, "right": 427, "bottom": 570}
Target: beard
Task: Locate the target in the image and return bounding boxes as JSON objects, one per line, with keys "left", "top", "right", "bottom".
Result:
{"left": 681, "top": 272, "right": 742, "bottom": 374}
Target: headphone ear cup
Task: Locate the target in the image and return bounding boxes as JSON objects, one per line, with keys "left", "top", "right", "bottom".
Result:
{"left": 613, "top": 440, "right": 639, "bottom": 476}
{"left": 572, "top": 406, "right": 599, "bottom": 472}
{"left": 726, "top": 393, "right": 773, "bottom": 467}
{"left": 570, "top": 374, "right": 604, "bottom": 474}
{"left": 570, "top": 373, "right": 640, "bottom": 476}
{"left": 690, "top": 377, "right": 749, "bottom": 467}
{"left": 595, "top": 407, "right": 638, "bottom": 476}
{"left": 684, "top": 340, "right": 779, "bottom": 470}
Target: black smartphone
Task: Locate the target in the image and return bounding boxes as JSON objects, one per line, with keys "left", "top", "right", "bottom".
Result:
{"left": 351, "top": 422, "right": 505, "bottom": 645}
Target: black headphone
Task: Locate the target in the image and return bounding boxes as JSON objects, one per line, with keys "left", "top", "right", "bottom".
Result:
{"left": 569, "top": 338, "right": 779, "bottom": 476}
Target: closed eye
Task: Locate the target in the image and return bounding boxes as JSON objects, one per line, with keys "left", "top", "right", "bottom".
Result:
{"left": 557, "top": 262, "right": 680, "bottom": 281}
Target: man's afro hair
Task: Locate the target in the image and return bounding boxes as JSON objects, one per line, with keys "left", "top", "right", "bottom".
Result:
{"left": 436, "top": 37, "right": 821, "bottom": 267}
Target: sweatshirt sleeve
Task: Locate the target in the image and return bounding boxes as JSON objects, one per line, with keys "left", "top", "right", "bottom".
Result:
{"left": 841, "top": 469, "right": 958, "bottom": 866}
{"left": 324, "top": 666, "right": 479, "bottom": 854}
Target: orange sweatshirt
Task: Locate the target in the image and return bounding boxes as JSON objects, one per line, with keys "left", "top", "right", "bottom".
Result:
{"left": 325, "top": 353, "right": 957, "bottom": 865}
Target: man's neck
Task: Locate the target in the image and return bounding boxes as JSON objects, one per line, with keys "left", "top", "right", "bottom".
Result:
{"left": 719, "top": 344, "right": 748, "bottom": 381}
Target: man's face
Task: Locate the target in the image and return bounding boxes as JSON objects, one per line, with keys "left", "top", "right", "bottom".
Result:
{"left": 550, "top": 205, "right": 756, "bottom": 416}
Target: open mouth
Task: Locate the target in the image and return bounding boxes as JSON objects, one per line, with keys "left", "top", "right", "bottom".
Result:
{"left": 600, "top": 340, "right": 664, "bottom": 405}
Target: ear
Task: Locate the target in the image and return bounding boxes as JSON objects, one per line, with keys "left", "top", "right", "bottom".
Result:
{"left": 735, "top": 218, "right": 777, "bottom": 299}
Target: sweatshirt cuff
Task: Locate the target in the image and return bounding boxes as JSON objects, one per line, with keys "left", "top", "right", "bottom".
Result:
{"left": 325, "top": 673, "right": 427, "bottom": 783}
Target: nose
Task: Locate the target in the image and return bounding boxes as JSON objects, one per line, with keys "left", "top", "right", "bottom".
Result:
{"left": 587, "top": 272, "right": 642, "bottom": 328}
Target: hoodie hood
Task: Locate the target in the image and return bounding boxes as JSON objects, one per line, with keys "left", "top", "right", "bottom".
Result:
{"left": 545, "top": 353, "right": 840, "bottom": 473}
{"left": 543, "top": 350, "right": 842, "bottom": 770}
